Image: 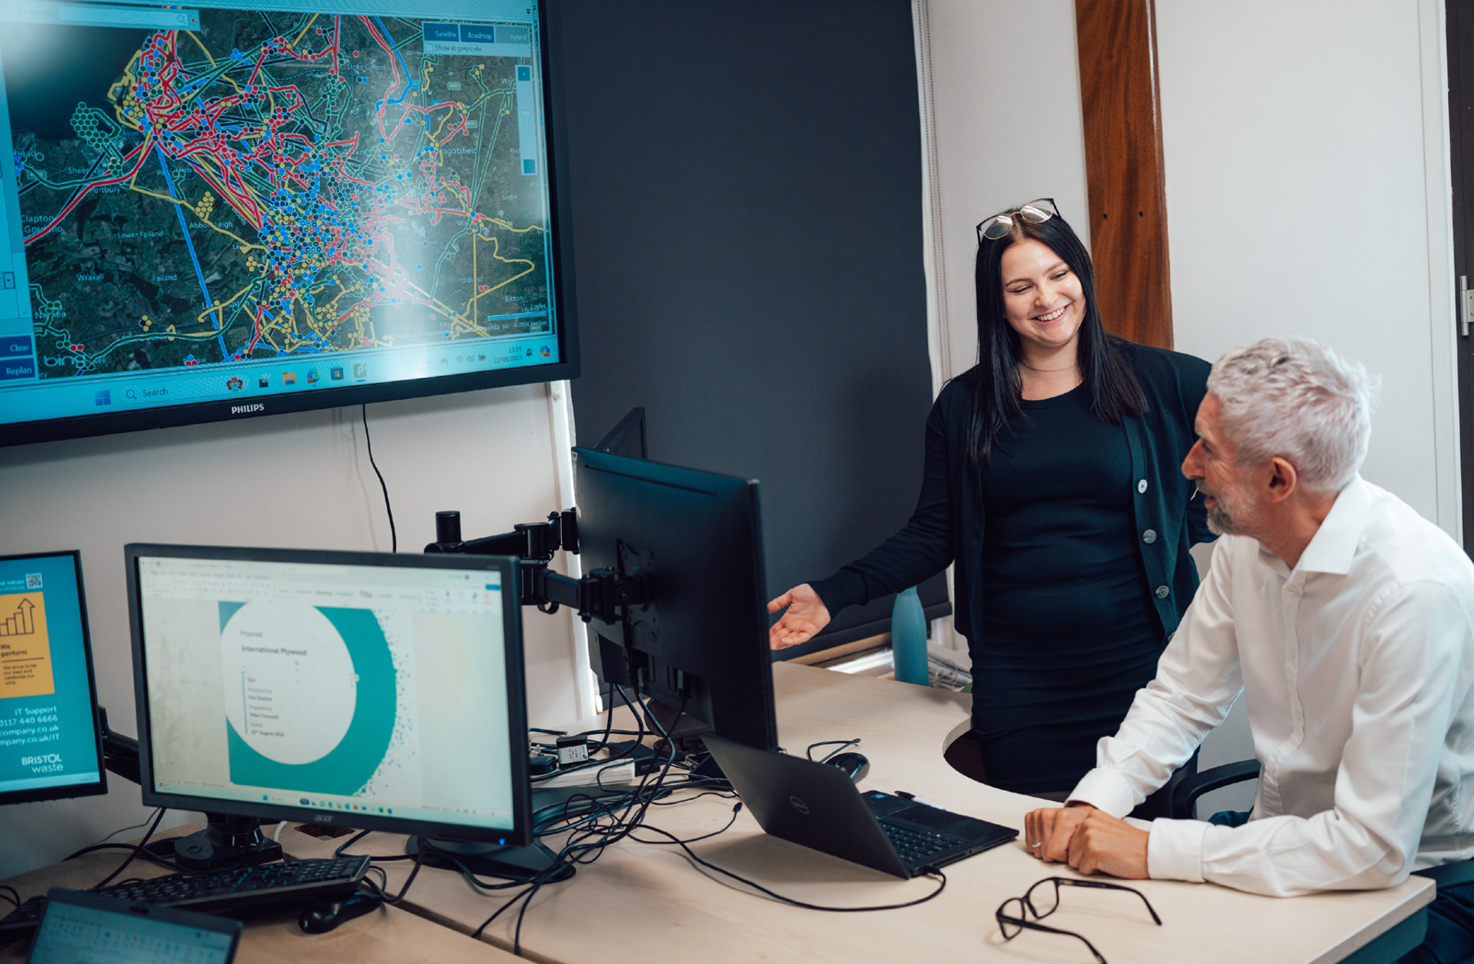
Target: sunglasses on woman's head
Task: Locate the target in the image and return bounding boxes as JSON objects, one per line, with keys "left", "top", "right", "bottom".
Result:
{"left": 976, "top": 198, "right": 1058, "bottom": 243}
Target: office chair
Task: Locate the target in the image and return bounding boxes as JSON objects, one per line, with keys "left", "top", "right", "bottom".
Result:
{"left": 1169, "top": 759, "right": 1261, "bottom": 820}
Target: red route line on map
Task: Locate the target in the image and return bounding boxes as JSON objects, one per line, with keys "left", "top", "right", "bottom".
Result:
{"left": 23, "top": 143, "right": 151, "bottom": 245}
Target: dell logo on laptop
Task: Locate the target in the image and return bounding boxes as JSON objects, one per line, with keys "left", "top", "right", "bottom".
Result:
{"left": 789, "top": 795, "right": 810, "bottom": 815}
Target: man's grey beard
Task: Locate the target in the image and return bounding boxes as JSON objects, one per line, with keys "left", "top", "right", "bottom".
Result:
{"left": 1202, "top": 485, "right": 1250, "bottom": 537}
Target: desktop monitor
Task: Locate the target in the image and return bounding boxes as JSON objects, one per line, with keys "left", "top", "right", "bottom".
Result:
{"left": 592, "top": 407, "right": 647, "bottom": 460}
{"left": 125, "top": 544, "right": 530, "bottom": 864}
{"left": 0, "top": 550, "right": 107, "bottom": 805}
{"left": 571, "top": 446, "right": 779, "bottom": 753}
{"left": 0, "top": 0, "right": 579, "bottom": 448}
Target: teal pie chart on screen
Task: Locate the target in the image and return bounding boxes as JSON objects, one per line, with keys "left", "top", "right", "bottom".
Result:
{"left": 219, "top": 602, "right": 396, "bottom": 795}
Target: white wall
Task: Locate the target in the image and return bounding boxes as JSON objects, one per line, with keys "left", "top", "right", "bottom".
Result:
{"left": 1157, "top": 0, "right": 1459, "bottom": 535}
{"left": 916, "top": 0, "right": 1091, "bottom": 391}
{"left": 0, "top": 383, "right": 588, "bottom": 878}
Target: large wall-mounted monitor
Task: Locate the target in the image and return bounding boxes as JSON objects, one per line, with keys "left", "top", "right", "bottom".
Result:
{"left": 0, "top": 549, "right": 107, "bottom": 805}
{"left": 0, "top": 0, "right": 578, "bottom": 447}
{"left": 125, "top": 543, "right": 530, "bottom": 856}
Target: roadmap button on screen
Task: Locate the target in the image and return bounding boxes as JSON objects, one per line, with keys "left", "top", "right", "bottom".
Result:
{"left": 0, "top": 335, "right": 32, "bottom": 359}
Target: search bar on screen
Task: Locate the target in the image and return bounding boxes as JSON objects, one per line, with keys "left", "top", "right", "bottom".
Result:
{"left": 57, "top": 4, "right": 199, "bottom": 30}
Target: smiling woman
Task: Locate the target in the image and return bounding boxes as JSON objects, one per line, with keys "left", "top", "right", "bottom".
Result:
{"left": 1001, "top": 238, "right": 1086, "bottom": 363}
{"left": 769, "top": 199, "right": 1215, "bottom": 808}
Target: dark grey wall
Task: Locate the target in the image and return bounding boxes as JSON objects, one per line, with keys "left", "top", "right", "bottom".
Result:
{"left": 554, "top": 0, "right": 947, "bottom": 652}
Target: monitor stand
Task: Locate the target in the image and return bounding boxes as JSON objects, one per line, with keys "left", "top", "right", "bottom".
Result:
{"left": 643, "top": 697, "right": 709, "bottom": 755}
{"left": 403, "top": 784, "right": 634, "bottom": 881}
{"left": 406, "top": 835, "right": 571, "bottom": 881}
{"left": 153, "top": 813, "right": 284, "bottom": 871}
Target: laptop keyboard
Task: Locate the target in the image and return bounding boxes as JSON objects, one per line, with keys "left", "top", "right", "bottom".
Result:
{"left": 879, "top": 822, "right": 955, "bottom": 863}
{"left": 0, "top": 856, "right": 369, "bottom": 943}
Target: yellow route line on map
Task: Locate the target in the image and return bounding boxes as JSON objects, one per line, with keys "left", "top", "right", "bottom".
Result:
{"left": 125, "top": 169, "right": 253, "bottom": 239}
{"left": 183, "top": 31, "right": 218, "bottom": 69}
{"left": 291, "top": 15, "right": 320, "bottom": 50}
{"left": 466, "top": 232, "right": 479, "bottom": 316}
{"left": 198, "top": 213, "right": 266, "bottom": 252}
{"left": 487, "top": 218, "right": 545, "bottom": 235}
{"left": 259, "top": 309, "right": 311, "bottom": 353}
{"left": 128, "top": 186, "right": 187, "bottom": 207}
{"left": 482, "top": 237, "right": 534, "bottom": 291}
{"left": 197, "top": 283, "right": 255, "bottom": 331}
{"left": 428, "top": 108, "right": 463, "bottom": 146}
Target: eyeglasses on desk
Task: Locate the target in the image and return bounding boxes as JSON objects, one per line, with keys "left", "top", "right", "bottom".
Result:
{"left": 995, "top": 876, "right": 1162, "bottom": 964}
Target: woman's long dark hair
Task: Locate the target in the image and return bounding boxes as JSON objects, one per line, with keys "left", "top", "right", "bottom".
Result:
{"left": 967, "top": 206, "right": 1147, "bottom": 466}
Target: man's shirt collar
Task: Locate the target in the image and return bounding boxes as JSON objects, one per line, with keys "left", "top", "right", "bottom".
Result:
{"left": 1255, "top": 474, "right": 1370, "bottom": 578}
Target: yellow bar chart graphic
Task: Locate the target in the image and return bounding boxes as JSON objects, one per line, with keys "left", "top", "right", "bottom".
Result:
{"left": 0, "top": 597, "right": 36, "bottom": 636}
{"left": 0, "top": 593, "right": 54, "bottom": 699}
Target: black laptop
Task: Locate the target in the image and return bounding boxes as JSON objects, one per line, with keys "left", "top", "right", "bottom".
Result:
{"left": 25, "top": 889, "right": 242, "bottom": 964}
{"left": 702, "top": 734, "right": 1018, "bottom": 878}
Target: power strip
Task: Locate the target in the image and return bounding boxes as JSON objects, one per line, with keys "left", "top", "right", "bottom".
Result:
{"left": 535, "top": 759, "right": 637, "bottom": 788}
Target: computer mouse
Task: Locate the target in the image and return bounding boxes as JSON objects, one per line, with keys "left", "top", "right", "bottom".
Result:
{"left": 827, "top": 751, "right": 870, "bottom": 783}
{"left": 298, "top": 891, "right": 383, "bottom": 934}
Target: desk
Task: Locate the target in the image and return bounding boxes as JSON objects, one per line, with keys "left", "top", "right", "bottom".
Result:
{"left": 0, "top": 828, "right": 521, "bottom": 964}
{"left": 280, "top": 663, "right": 1433, "bottom": 964}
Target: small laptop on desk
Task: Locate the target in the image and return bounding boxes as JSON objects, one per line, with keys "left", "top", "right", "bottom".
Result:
{"left": 702, "top": 734, "right": 1017, "bottom": 878}
{"left": 25, "top": 888, "right": 242, "bottom": 964}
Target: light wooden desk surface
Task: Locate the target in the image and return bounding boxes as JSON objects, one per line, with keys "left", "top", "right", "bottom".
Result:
{"left": 0, "top": 827, "right": 521, "bottom": 964}
{"left": 281, "top": 662, "right": 1433, "bottom": 964}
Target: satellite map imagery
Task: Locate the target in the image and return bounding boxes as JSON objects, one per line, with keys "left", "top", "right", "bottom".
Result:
{"left": 4, "top": 8, "right": 551, "bottom": 382}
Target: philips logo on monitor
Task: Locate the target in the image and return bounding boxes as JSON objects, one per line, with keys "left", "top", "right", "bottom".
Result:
{"left": 231, "top": 404, "right": 265, "bottom": 416}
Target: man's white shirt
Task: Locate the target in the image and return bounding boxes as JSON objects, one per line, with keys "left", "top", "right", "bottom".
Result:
{"left": 1069, "top": 477, "right": 1474, "bottom": 896}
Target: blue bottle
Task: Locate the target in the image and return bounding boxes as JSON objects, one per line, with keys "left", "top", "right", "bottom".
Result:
{"left": 890, "top": 586, "right": 928, "bottom": 685}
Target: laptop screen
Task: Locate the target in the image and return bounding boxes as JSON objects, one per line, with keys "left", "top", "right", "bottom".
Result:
{"left": 27, "top": 890, "right": 240, "bottom": 964}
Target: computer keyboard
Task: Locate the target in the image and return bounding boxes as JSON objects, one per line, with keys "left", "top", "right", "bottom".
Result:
{"left": 0, "top": 855, "right": 370, "bottom": 944}
{"left": 879, "top": 822, "right": 954, "bottom": 863}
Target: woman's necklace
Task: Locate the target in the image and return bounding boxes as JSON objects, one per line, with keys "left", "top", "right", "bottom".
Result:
{"left": 1019, "top": 360, "right": 1078, "bottom": 373}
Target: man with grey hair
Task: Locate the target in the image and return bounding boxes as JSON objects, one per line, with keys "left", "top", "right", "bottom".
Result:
{"left": 1025, "top": 337, "right": 1474, "bottom": 962}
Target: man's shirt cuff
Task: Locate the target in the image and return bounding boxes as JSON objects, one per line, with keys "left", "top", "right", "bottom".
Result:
{"left": 1068, "top": 769, "right": 1143, "bottom": 818}
{"left": 1145, "top": 817, "right": 1208, "bottom": 883}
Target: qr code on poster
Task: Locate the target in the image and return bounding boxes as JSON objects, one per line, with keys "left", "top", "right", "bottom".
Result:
{"left": 25, "top": 573, "right": 42, "bottom": 589}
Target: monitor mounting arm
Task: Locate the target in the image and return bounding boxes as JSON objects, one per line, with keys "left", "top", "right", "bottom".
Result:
{"left": 424, "top": 509, "right": 647, "bottom": 623}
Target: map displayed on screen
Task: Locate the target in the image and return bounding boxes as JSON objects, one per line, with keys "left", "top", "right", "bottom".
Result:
{"left": 15, "top": 10, "right": 549, "bottom": 373}
{"left": 0, "top": 0, "right": 568, "bottom": 442}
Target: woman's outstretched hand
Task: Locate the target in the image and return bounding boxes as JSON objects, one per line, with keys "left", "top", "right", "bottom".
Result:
{"left": 768, "top": 584, "right": 832, "bottom": 649}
